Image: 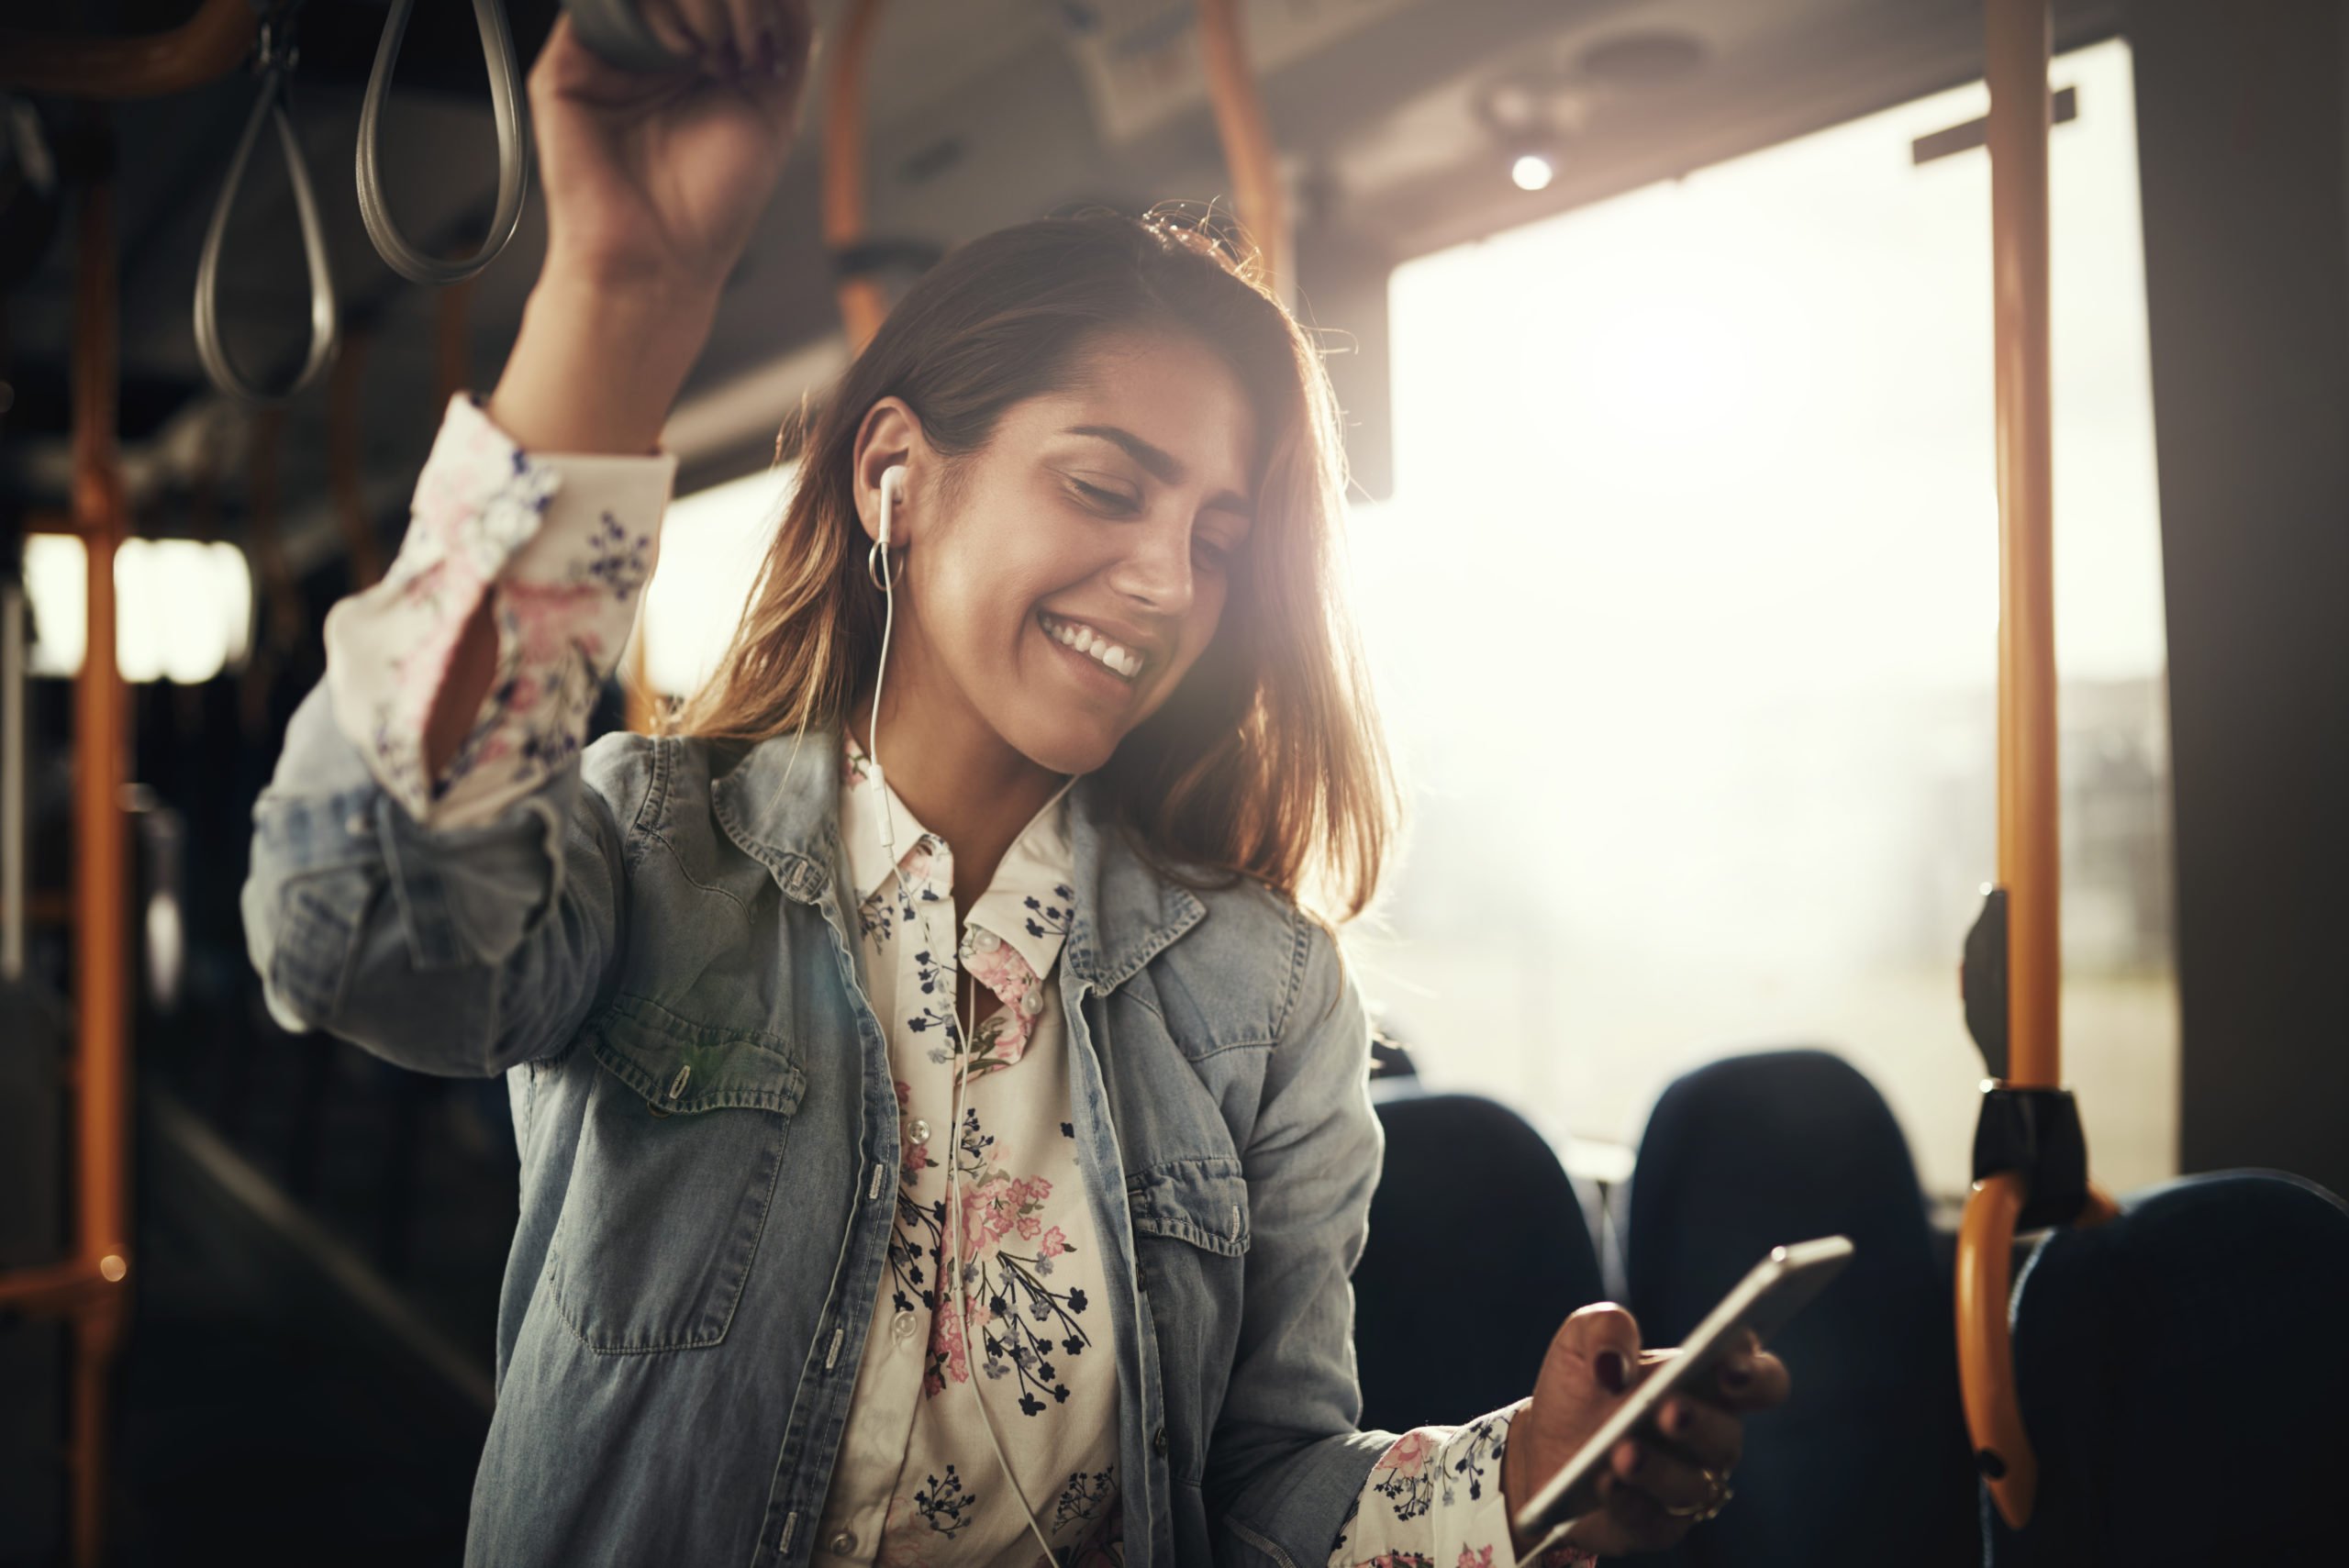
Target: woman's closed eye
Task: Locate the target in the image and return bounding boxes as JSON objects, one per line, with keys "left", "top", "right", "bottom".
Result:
{"left": 1061, "top": 469, "right": 1245, "bottom": 570}
{"left": 1066, "top": 476, "right": 1141, "bottom": 516}
{"left": 1192, "top": 535, "right": 1238, "bottom": 571}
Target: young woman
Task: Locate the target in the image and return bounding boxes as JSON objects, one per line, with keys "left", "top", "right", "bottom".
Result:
{"left": 244, "top": 5, "right": 1787, "bottom": 1564}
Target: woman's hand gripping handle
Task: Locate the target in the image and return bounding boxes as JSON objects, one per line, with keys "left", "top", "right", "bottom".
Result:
{"left": 424, "top": 1, "right": 814, "bottom": 777}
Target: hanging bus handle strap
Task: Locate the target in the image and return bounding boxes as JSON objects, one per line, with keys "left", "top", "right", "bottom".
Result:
{"left": 192, "top": 1, "right": 340, "bottom": 406}
{"left": 356, "top": 0, "right": 531, "bottom": 285}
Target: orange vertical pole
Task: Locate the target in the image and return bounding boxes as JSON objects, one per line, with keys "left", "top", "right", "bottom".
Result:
{"left": 329, "top": 326, "right": 384, "bottom": 589}
{"left": 435, "top": 263, "right": 477, "bottom": 410}
{"left": 1987, "top": 0, "right": 2060, "bottom": 1091}
{"left": 1196, "top": 0, "right": 1290, "bottom": 303}
{"left": 1958, "top": 0, "right": 2059, "bottom": 1530}
{"left": 238, "top": 408, "right": 300, "bottom": 739}
{"left": 69, "top": 136, "right": 133, "bottom": 1568}
{"left": 0, "top": 26, "right": 274, "bottom": 1565}
{"left": 822, "top": 0, "right": 889, "bottom": 352}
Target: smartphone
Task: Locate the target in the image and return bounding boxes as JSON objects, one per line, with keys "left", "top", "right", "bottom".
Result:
{"left": 1508, "top": 1235, "right": 1856, "bottom": 1543}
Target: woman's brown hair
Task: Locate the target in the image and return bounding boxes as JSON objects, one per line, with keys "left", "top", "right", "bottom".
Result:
{"left": 673, "top": 209, "right": 1397, "bottom": 922}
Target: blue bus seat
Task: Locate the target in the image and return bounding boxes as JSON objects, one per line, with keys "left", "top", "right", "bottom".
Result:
{"left": 1354, "top": 1089, "right": 1606, "bottom": 1434}
{"left": 1989, "top": 1168, "right": 2349, "bottom": 1568}
{"left": 1624, "top": 1049, "right": 1977, "bottom": 1568}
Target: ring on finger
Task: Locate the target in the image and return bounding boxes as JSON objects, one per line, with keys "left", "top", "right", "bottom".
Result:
{"left": 1659, "top": 1465, "right": 1734, "bottom": 1523}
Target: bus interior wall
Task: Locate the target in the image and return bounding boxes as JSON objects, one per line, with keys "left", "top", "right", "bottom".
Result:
{"left": 2131, "top": 0, "right": 2349, "bottom": 1203}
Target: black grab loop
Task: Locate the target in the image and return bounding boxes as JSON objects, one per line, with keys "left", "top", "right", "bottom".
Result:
{"left": 1963, "top": 885, "right": 2091, "bottom": 1232}
{"left": 355, "top": 0, "right": 530, "bottom": 284}
{"left": 192, "top": 6, "right": 340, "bottom": 406}
{"left": 1972, "top": 1085, "right": 2090, "bottom": 1232}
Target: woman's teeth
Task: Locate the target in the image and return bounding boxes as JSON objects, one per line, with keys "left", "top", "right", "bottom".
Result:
{"left": 1041, "top": 614, "right": 1143, "bottom": 681}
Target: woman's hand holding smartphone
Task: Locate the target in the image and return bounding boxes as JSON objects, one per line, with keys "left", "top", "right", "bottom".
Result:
{"left": 1499, "top": 1308, "right": 1787, "bottom": 1558}
{"left": 1499, "top": 1238, "right": 1853, "bottom": 1559}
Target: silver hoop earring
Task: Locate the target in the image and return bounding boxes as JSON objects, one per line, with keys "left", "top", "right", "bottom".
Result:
{"left": 867, "top": 539, "right": 894, "bottom": 592}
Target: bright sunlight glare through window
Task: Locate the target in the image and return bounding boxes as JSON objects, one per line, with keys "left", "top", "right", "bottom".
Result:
{"left": 630, "top": 462, "right": 800, "bottom": 700}
{"left": 24, "top": 534, "right": 254, "bottom": 684}
{"left": 1345, "top": 39, "right": 2174, "bottom": 1198}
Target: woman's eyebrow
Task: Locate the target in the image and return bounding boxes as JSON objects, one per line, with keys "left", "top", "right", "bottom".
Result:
{"left": 1063, "top": 424, "right": 1253, "bottom": 518}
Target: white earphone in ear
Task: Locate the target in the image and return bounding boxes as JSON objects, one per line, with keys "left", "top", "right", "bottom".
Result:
{"left": 880, "top": 464, "right": 907, "bottom": 545}
{"left": 869, "top": 465, "right": 907, "bottom": 592}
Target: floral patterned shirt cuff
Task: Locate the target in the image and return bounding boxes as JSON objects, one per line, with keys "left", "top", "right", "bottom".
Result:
{"left": 324, "top": 393, "right": 675, "bottom": 829}
{"left": 1328, "top": 1402, "right": 1598, "bottom": 1568}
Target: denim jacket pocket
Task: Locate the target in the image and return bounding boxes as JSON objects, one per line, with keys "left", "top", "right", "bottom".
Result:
{"left": 1127, "top": 1157, "right": 1252, "bottom": 1256}
{"left": 549, "top": 998, "right": 806, "bottom": 1353}
{"left": 266, "top": 863, "right": 382, "bottom": 1028}
{"left": 1128, "top": 1157, "right": 1252, "bottom": 1485}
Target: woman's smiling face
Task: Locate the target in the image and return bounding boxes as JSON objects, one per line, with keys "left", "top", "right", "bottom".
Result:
{"left": 862, "top": 329, "right": 1259, "bottom": 777}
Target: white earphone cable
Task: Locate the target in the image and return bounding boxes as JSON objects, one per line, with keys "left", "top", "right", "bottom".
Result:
{"left": 866, "top": 466, "right": 1061, "bottom": 1564}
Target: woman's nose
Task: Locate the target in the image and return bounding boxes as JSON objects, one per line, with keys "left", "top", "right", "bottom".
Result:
{"left": 1106, "top": 517, "right": 1196, "bottom": 615}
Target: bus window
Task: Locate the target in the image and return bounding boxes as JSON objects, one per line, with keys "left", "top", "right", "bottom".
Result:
{"left": 1350, "top": 38, "right": 2172, "bottom": 1199}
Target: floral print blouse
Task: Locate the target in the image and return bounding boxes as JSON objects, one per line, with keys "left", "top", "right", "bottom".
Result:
{"left": 817, "top": 731, "right": 1121, "bottom": 1567}
{"left": 323, "top": 395, "right": 1590, "bottom": 1568}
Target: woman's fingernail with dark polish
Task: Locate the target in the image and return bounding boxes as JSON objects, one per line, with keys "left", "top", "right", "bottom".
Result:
{"left": 1721, "top": 1357, "right": 1753, "bottom": 1389}
{"left": 1595, "top": 1349, "right": 1629, "bottom": 1393}
{"left": 1665, "top": 1401, "right": 1689, "bottom": 1433}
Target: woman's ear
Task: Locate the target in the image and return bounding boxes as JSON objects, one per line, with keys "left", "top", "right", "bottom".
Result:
{"left": 851, "top": 397, "right": 926, "bottom": 547}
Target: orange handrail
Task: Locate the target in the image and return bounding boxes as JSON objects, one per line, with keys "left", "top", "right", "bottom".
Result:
{"left": 70, "top": 136, "right": 132, "bottom": 1568}
{"left": 1956, "top": 1172, "right": 2036, "bottom": 1519}
{"left": 0, "top": 0, "right": 255, "bottom": 98}
{"left": 1, "top": 14, "right": 375, "bottom": 1564}
{"left": 1959, "top": 0, "right": 2065, "bottom": 1530}
{"left": 820, "top": 0, "right": 1291, "bottom": 348}
{"left": 822, "top": 0, "right": 891, "bottom": 353}
{"left": 329, "top": 328, "right": 386, "bottom": 589}
{"left": 1197, "top": 0, "right": 1289, "bottom": 302}
{"left": 1987, "top": 0, "right": 2060, "bottom": 1095}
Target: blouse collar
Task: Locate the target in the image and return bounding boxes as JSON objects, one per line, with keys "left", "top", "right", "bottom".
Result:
{"left": 837, "top": 730, "right": 1079, "bottom": 984}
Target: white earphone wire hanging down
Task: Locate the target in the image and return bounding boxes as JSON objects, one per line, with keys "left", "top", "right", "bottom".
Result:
{"left": 865, "top": 463, "right": 1062, "bottom": 1563}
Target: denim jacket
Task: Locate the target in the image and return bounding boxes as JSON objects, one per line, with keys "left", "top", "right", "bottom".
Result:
{"left": 242, "top": 684, "right": 1397, "bottom": 1567}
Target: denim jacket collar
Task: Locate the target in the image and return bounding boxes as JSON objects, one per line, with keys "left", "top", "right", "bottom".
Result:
{"left": 707, "top": 724, "right": 1206, "bottom": 995}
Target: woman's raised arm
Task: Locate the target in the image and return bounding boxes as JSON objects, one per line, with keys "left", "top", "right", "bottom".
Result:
{"left": 242, "top": 4, "right": 813, "bottom": 1075}
{"left": 431, "top": 1, "right": 814, "bottom": 762}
